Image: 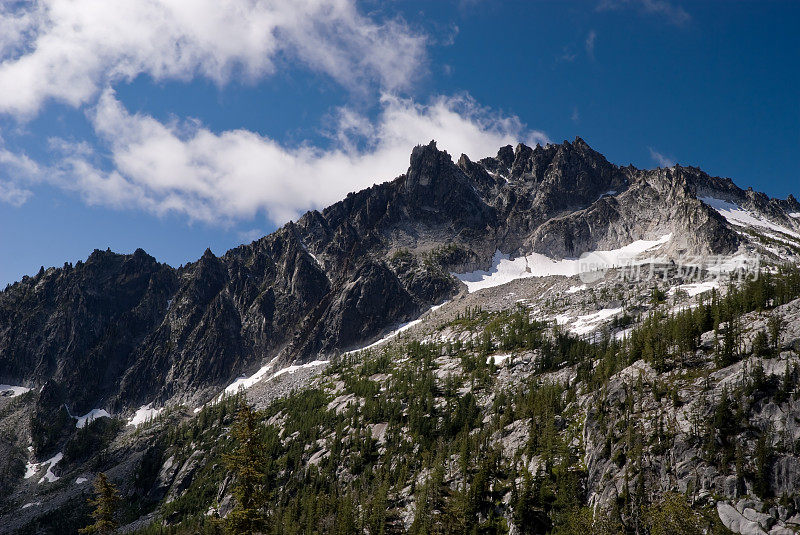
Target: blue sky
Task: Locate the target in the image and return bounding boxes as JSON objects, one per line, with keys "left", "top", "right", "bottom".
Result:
{"left": 1, "top": 0, "right": 798, "bottom": 286}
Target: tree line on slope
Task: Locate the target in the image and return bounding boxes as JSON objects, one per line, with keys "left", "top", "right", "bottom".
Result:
{"left": 76, "top": 266, "right": 800, "bottom": 534}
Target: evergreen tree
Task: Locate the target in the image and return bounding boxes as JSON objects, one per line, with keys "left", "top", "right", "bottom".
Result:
{"left": 554, "top": 505, "right": 624, "bottom": 535}
{"left": 776, "top": 362, "right": 795, "bottom": 403}
{"left": 751, "top": 330, "right": 769, "bottom": 358}
{"left": 734, "top": 440, "right": 746, "bottom": 496}
{"left": 225, "top": 399, "right": 268, "bottom": 535}
{"left": 645, "top": 492, "right": 703, "bottom": 535}
{"left": 367, "top": 478, "right": 389, "bottom": 535}
{"left": 753, "top": 431, "right": 773, "bottom": 499}
{"left": 80, "top": 472, "right": 121, "bottom": 535}
{"left": 768, "top": 313, "right": 785, "bottom": 351}
{"left": 511, "top": 470, "right": 549, "bottom": 534}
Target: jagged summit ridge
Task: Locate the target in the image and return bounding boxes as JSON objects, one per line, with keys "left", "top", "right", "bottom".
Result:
{"left": 1, "top": 138, "right": 798, "bottom": 414}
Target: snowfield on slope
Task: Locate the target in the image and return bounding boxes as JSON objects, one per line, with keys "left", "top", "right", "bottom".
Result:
{"left": 344, "top": 301, "right": 449, "bottom": 355}
{"left": 454, "top": 235, "right": 672, "bottom": 293}
{"left": 128, "top": 404, "right": 163, "bottom": 426}
{"left": 25, "top": 452, "right": 63, "bottom": 484}
{"left": 699, "top": 196, "right": 800, "bottom": 240}
{"left": 207, "top": 302, "right": 450, "bottom": 408}
{"left": 217, "top": 357, "right": 329, "bottom": 402}
{"left": 486, "top": 353, "right": 512, "bottom": 366}
{"left": 668, "top": 280, "right": 720, "bottom": 297}
{"left": 0, "top": 384, "right": 30, "bottom": 397}
{"left": 75, "top": 409, "right": 110, "bottom": 428}
{"left": 555, "top": 307, "right": 624, "bottom": 336}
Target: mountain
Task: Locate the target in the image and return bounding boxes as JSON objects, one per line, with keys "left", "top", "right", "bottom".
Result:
{"left": 3, "top": 138, "right": 800, "bottom": 534}
{"left": 5, "top": 138, "right": 798, "bottom": 415}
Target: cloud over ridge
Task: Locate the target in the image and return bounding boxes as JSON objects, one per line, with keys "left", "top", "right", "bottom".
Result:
{"left": 0, "top": 0, "right": 426, "bottom": 117}
{"left": 0, "top": 1, "right": 548, "bottom": 228}
{"left": 14, "top": 91, "right": 546, "bottom": 225}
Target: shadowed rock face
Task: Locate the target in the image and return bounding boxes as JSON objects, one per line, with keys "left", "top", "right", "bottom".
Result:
{"left": 0, "top": 138, "right": 783, "bottom": 410}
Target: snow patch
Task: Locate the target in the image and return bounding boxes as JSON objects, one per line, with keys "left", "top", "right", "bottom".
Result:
{"left": 757, "top": 230, "right": 800, "bottom": 247}
{"left": 700, "top": 196, "right": 800, "bottom": 240}
{"left": 344, "top": 301, "right": 449, "bottom": 354}
{"left": 26, "top": 452, "right": 63, "bottom": 484}
{"left": 75, "top": 409, "right": 111, "bottom": 428}
{"left": 76, "top": 477, "right": 88, "bottom": 484}
{"left": 127, "top": 404, "right": 163, "bottom": 427}
{"left": 487, "top": 354, "right": 512, "bottom": 366}
{"left": 346, "top": 319, "right": 422, "bottom": 354}
{"left": 301, "top": 241, "right": 323, "bottom": 267}
{"left": 556, "top": 307, "right": 623, "bottom": 335}
{"left": 221, "top": 357, "right": 279, "bottom": 398}
{"left": 21, "top": 501, "right": 41, "bottom": 509}
{"left": 455, "top": 235, "right": 672, "bottom": 293}
{"left": 790, "top": 212, "right": 800, "bottom": 219}
{"left": 566, "top": 284, "right": 587, "bottom": 294}
{"left": 669, "top": 280, "right": 719, "bottom": 297}
{"left": 216, "top": 355, "right": 329, "bottom": 403}
{"left": 212, "top": 301, "right": 448, "bottom": 405}
{"left": 39, "top": 452, "right": 62, "bottom": 483}
{"left": 24, "top": 461, "right": 37, "bottom": 479}
{"left": 270, "top": 360, "right": 329, "bottom": 380}
{"left": 597, "top": 189, "right": 617, "bottom": 200}
{"left": 0, "top": 384, "right": 30, "bottom": 397}
{"left": 614, "top": 327, "right": 633, "bottom": 341}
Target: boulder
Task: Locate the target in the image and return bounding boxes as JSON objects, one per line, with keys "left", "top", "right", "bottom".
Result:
{"left": 718, "top": 502, "right": 767, "bottom": 535}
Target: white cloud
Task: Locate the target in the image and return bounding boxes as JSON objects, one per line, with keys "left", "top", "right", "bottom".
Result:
{"left": 0, "top": 180, "right": 31, "bottom": 206}
{"left": 0, "top": 91, "right": 548, "bottom": 223}
{"left": 585, "top": 30, "right": 597, "bottom": 59}
{"left": 597, "top": 0, "right": 690, "bottom": 26}
{"left": 557, "top": 47, "right": 577, "bottom": 63}
{"left": 0, "top": 146, "right": 40, "bottom": 205}
{"left": 238, "top": 228, "right": 265, "bottom": 243}
{"left": 649, "top": 147, "right": 675, "bottom": 167}
{"left": 0, "top": 2, "right": 555, "bottom": 226}
{"left": 0, "top": 0, "right": 426, "bottom": 118}
{"left": 638, "top": 0, "right": 690, "bottom": 24}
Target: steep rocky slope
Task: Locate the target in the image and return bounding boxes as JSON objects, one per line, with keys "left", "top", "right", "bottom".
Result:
{"left": 3, "top": 137, "right": 800, "bottom": 534}
{"left": 5, "top": 263, "right": 800, "bottom": 534}
{"left": 4, "top": 138, "right": 797, "bottom": 416}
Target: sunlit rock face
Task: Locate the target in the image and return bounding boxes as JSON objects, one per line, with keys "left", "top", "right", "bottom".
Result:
{"left": 1, "top": 138, "right": 798, "bottom": 414}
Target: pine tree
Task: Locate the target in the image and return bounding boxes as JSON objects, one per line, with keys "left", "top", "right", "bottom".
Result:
{"left": 80, "top": 473, "right": 121, "bottom": 535}
{"left": 752, "top": 330, "right": 769, "bottom": 358}
{"left": 768, "top": 313, "right": 784, "bottom": 351}
{"left": 776, "top": 362, "right": 794, "bottom": 403}
{"left": 368, "top": 478, "right": 389, "bottom": 535}
{"left": 512, "top": 469, "right": 549, "bottom": 533}
{"left": 225, "top": 399, "right": 268, "bottom": 535}
{"left": 753, "top": 431, "right": 773, "bottom": 499}
{"left": 645, "top": 492, "right": 703, "bottom": 535}
{"left": 734, "top": 441, "right": 747, "bottom": 497}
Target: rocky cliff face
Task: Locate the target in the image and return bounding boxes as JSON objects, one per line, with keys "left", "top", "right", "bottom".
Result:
{"left": 1, "top": 138, "right": 797, "bottom": 415}
{"left": 0, "top": 249, "right": 177, "bottom": 412}
{"left": 4, "top": 137, "right": 800, "bottom": 535}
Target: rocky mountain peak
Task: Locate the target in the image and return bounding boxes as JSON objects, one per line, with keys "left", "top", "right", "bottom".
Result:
{"left": 403, "top": 140, "right": 454, "bottom": 193}
{"left": 4, "top": 123, "right": 800, "bottom": 534}
{"left": 1, "top": 137, "right": 796, "bottom": 417}
{"left": 572, "top": 135, "right": 590, "bottom": 148}
{"left": 496, "top": 144, "right": 514, "bottom": 168}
